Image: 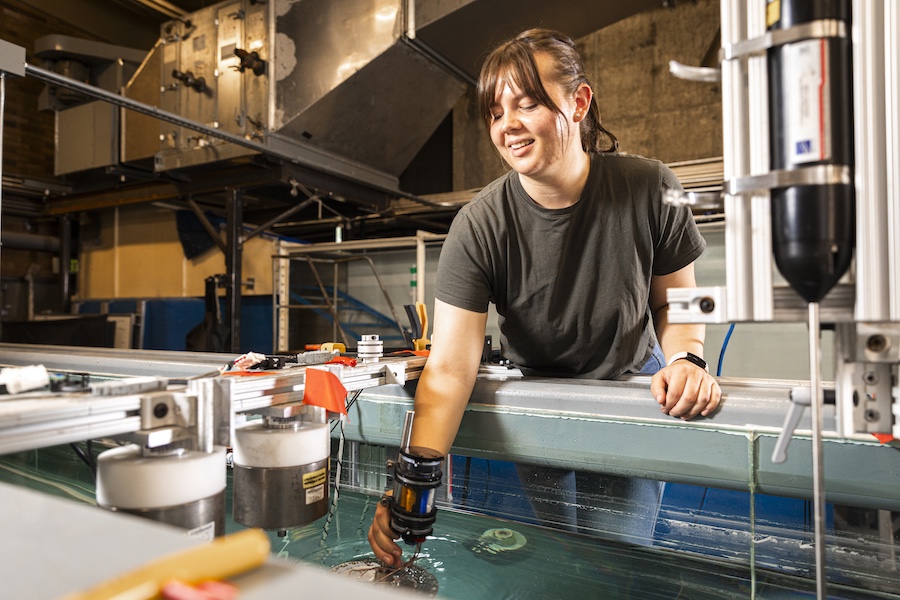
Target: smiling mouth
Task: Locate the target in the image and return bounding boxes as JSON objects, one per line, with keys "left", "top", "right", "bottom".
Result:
{"left": 509, "top": 140, "right": 533, "bottom": 150}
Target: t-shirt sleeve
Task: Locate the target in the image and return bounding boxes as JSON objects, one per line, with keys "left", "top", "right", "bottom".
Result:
{"left": 434, "top": 209, "right": 493, "bottom": 313}
{"left": 652, "top": 163, "right": 707, "bottom": 275}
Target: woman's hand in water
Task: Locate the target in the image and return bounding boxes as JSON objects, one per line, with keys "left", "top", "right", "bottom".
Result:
{"left": 368, "top": 491, "right": 403, "bottom": 566}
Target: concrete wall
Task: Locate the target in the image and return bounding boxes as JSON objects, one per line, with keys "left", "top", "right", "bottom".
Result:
{"left": 585, "top": 0, "right": 722, "bottom": 163}
{"left": 452, "top": 0, "right": 722, "bottom": 190}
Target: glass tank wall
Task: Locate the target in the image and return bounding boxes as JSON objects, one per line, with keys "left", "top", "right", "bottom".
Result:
{"left": 1, "top": 441, "right": 898, "bottom": 599}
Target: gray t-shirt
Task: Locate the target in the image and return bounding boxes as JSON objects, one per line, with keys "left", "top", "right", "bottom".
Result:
{"left": 435, "top": 152, "right": 706, "bottom": 379}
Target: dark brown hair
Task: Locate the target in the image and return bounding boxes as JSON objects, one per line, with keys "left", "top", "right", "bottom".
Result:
{"left": 477, "top": 28, "right": 618, "bottom": 154}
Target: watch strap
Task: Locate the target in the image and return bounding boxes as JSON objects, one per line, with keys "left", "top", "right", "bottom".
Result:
{"left": 667, "top": 351, "right": 709, "bottom": 373}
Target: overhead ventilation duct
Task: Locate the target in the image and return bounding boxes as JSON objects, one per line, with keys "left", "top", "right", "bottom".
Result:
{"left": 34, "top": 35, "right": 147, "bottom": 175}
{"left": 123, "top": 0, "right": 468, "bottom": 190}
{"left": 119, "top": 0, "right": 662, "bottom": 191}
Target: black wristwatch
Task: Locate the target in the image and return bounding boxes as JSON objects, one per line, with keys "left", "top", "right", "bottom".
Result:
{"left": 667, "top": 351, "right": 708, "bottom": 373}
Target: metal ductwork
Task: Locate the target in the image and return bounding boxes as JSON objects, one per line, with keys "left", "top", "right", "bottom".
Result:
{"left": 119, "top": 0, "right": 662, "bottom": 192}
{"left": 1, "top": 232, "right": 61, "bottom": 253}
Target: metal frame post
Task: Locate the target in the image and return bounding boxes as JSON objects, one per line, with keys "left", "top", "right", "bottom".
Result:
{"left": 722, "top": 0, "right": 775, "bottom": 324}
{"left": 889, "top": 0, "right": 900, "bottom": 320}
{"left": 0, "top": 39, "right": 26, "bottom": 338}
{"left": 226, "top": 188, "right": 243, "bottom": 353}
{"left": 852, "top": 0, "right": 891, "bottom": 321}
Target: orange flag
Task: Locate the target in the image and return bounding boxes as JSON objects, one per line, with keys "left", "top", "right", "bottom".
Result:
{"left": 302, "top": 367, "right": 348, "bottom": 415}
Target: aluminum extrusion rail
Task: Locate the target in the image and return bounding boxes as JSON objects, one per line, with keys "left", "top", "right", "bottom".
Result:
{"left": 223, "top": 356, "right": 426, "bottom": 413}
{"left": 0, "top": 392, "right": 143, "bottom": 455}
{"left": 0, "top": 343, "right": 228, "bottom": 379}
{"left": 342, "top": 373, "right": 900, "bottom": 511}
{"left": 0, "top": 349, "right": 426, "bottom": 455}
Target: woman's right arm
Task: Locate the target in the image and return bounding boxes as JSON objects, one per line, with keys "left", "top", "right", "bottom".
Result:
{"left": 409, "top": 299, "right": 489, "bottom": 454}
{"left": 367, "top": 299, "right": 488, "bottom": 565}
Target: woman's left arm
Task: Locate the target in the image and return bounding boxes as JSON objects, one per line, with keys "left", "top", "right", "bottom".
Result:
{"left": 648, "top": 262, "right": 722, "bottom": 419}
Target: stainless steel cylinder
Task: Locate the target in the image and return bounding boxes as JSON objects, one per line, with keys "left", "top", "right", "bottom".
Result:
{"left": 232, "top": 458, "right": 329, "bottom": 530}
{"left": 103, "top": 491, "right": 225, "bottom": 539}
{"left": 231, "top": 418, "right": 330, "bottom": 531}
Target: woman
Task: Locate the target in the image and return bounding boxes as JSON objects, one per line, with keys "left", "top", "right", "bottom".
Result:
{"left": 368, "top": 28, "right": 721, "bottom": 566}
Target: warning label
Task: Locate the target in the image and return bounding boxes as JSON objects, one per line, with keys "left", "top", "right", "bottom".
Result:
{"left": 303, "top": 468, "right": 327, "bottom": 489}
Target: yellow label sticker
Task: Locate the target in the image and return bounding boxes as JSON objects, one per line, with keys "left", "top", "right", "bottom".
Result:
{"left": 303, "top": 468, "right": 327, "bottom": 489}
{"left": 766, "top": 0, "right": 781, "bottom": 28}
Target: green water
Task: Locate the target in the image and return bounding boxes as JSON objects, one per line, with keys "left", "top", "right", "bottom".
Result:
{"left": 259, "top": 489, "right": 900, "bottom": 600}
{"left": 2, "top": 446, "right": 898, "bottom": 600}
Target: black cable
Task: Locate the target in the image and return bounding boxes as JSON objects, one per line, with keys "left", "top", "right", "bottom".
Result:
{"left": 69, "top": 441, "right": 96, "bottom": 480}
{"left": 69, "top": 442, "right": 87, "bottom": 465}
{"left": 86, "top": 439, "right": 96, "bottom": 476}
{"left": 461, "top": 457, "right": 472, "bottom": 506}
{"left": 330, "top": 390, "right": 362, "bottom": 432}
{"left": 321, "top": 393, "right": 360, "bottom": 545}
{"left": 693, "top": 487, "right": 709, "bottom": 524}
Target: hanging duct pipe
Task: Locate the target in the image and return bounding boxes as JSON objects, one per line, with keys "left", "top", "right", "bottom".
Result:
{"left": 1, "top": 231, "right": 61, "bottom": 253}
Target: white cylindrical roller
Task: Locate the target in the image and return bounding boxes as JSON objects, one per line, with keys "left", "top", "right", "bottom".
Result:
{"left": 0, "top": 364, "right": 50, "bottom": 394}
{"left": 96, "top": 444, "right": 226, "bottom": 509}
{"left": 232, "top": 421, "right": 329, "bottom": 468}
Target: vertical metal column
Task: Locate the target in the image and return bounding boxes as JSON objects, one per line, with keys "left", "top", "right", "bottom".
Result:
{"left": 722, "top": 0, "right": 757, "bottom": 322}
{"left": 887, "top": 0, "right": 900, "bottom": 320}
{"left": 59, "top": 216, "right": 72, "bottom": 314}
{"left": 0, "top": 73, "right": 5, "bottom": 339}
{"left": 852, "top": 0, "right": 890, "bottom": 321}
{"left": 273, "top": 241, "right": 290, "bottom": 352}
{"left": 416, "top": 231, "right": 427, "bottom": 306}
{"left": 722, "top": 0, "right": 775, "bottom": 323}
{"left": 226, "top": 188, "right": 244, "bottom": 353}
{"left": 746, "top": 0, "right": 773, "bottom": 320}
{"left": 332, "top": 260, "right": 340, "bottom": 343}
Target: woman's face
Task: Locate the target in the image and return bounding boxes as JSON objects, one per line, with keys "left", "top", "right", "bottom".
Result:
{"left": 488, "top": 54, "right": 583, "bottom": 182}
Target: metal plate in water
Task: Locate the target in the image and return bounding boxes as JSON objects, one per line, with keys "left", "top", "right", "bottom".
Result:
{"left": 331, "top": 560, "right": 439, "bottom": 596}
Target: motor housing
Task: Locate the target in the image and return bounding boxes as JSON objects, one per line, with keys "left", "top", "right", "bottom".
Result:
{"left": 389, "top": 446, "right": 444, "bottom": 545}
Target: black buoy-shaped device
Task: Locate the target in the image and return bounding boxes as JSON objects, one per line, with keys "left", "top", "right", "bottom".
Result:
{"left": 767, "top": 0, "right": 855, "bottom": 302}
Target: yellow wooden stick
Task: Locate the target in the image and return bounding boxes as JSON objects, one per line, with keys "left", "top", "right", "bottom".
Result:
{"left": 62, "top": 528, "right": 271, "bottom": 600}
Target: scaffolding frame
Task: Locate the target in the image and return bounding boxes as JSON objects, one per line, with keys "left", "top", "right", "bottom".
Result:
{"left": 272, "top": 231, "right": 446, "bottom": 352}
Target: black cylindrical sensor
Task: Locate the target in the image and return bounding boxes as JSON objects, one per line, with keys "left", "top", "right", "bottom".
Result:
{"left": 389, "top": 446, "right": 444, "bottom": 545}
{"left": 767, "top": 0, "right": 855, "bottom": 302}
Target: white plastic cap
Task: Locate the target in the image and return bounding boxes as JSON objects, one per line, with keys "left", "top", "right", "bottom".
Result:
{"left": 96, "top": 445, "right": 226, "bottom": 509}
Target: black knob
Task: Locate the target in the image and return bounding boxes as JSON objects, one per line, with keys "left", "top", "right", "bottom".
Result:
{"left": 234, "top": 48, "right": 266, "bottom": 76}
{"left": 171, "top": 69, "right": 207, "bottom": 93}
